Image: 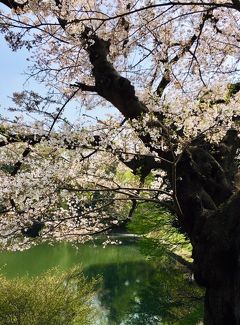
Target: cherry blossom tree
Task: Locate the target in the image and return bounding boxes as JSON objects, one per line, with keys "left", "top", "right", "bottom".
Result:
{"left": 0, "top": 0, "right": 240, "bottom": 323}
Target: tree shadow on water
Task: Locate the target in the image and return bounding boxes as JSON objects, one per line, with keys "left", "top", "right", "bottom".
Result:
{"left": 84, "top": 255, "right": 203, "bottom": 325}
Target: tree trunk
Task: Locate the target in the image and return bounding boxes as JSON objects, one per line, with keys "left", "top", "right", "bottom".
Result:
{"left": 190, "top": 192, "right": 240, "bottom": 324}
{"left": 204, "top": 283, "right": 239, "bottom": 324}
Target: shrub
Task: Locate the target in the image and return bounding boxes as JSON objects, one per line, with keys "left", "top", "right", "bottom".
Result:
{"left": 0, "top": 266, "right": 98, "bottom": 325}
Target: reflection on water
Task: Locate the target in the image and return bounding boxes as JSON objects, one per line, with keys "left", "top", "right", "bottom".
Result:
{"left": 0, "top": 236, "right": 203, "bottom": 324}
{"left": 86, "top": 261, "right": 163, "bottom": 324}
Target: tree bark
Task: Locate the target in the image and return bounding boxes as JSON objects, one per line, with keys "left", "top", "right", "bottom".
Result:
{"left": 204, "top": 284, "right": 238, "bottom": 324}
{"left": 191, "top": 192, "right": 240, "bottom": 324}
{"left": 174, "top": 135, "right": 240, "bottom": 324}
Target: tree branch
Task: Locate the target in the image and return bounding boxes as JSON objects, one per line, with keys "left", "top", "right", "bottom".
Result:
{"left": 81, "top": 30, "right": 147, "bottom": 119}
{"left": 71, "top": 82, "right": 97, "bottom": 92}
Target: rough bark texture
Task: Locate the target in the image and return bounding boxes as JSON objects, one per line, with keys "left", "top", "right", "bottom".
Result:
{"left": 192, "top": 192, "right": 240, "bottom": 324}
{"left": 175, "top": 133, "right": 240, "bottom": 324}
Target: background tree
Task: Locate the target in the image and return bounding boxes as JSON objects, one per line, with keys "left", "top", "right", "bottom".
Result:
{"left": 0, "top": 1, "right": 240, "bottom": 323}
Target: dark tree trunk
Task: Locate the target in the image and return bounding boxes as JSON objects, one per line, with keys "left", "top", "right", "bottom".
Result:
{"left": 204, "top": 284, "right": 238, "bottom": 324}
{"left": 177, "top": 146, "right": 240, "bottom": 324}
{"left": 192, "top": 192, "right": 240, "bottom": 324}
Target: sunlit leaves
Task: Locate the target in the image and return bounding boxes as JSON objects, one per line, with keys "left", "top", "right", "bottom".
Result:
{"left": 0, "top": 266, "right": 98, "bottom": 325}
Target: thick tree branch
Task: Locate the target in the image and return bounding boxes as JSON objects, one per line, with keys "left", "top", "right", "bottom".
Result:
{"left": 232, "top": 0, "right": 240, "bottom": 11}
{"left": 0, "top": 130, "right": 45, "bottom": 147}
{"left": 119, "top": 154, "right": 162, "bottom": 179}
{"left": 71, "top": 82, "right": 97, "bottom": 92}
{"left": 82, "top": 31, "right": 147, "bottom": 119}
{"left": 79, "top": 30, "right": 175, "bottom": 174}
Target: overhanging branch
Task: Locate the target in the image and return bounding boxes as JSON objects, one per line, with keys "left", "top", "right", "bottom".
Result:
{"left": 82, "top": 30, "right": 147, "bottom": 119}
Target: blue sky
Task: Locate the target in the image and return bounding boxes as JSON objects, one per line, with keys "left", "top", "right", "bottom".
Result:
{"left": 0, "top": 2, "right": 39, "bottom": 113}
{"left": 0, "top": 35, "right": 29, "bottom": 109}
{"left": 0, "top": 36, "right": 96, "bottom": 124}
{"left": 0, "top": 31, "right": 118, "bottom": 125}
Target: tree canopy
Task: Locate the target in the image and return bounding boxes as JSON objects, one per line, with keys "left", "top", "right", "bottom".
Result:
{"left": 0, "top": 0, "right": 239, "bottom": 248}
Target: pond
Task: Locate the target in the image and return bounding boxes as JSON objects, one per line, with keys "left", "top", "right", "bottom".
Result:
{"left": 0, "top": 236, "right": 203, "bottom": 324}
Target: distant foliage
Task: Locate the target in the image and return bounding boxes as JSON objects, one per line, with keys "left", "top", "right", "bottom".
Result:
{"left": 128, "top": 202, "right": 191, "bottom": 252}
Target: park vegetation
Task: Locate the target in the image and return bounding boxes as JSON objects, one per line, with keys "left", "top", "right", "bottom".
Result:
{"left": 0, "top": 266, "right": 97, "bottom": 325}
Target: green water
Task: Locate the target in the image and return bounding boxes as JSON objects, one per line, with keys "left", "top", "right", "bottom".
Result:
{"left": 0, "top": 236, "right": 203, "bottom": 324}
{"left": 0, "top": 238, "right": 143, "bottom": 278}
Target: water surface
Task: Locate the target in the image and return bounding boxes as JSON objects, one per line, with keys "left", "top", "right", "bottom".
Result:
{"left": 0, "top": 236, "right": 203, "bottom": 324}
